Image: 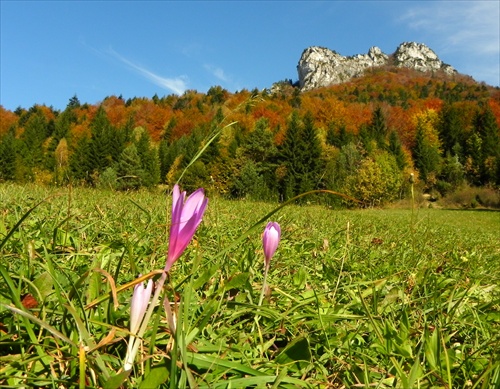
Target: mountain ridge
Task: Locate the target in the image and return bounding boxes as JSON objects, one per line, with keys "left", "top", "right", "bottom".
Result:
{"left": 297, "top": 42, "right": 457, "bottom": 91}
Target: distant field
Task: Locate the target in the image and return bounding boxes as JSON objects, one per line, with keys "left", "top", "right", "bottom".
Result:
{"left": 1, "top": 183, "right": 499, "bottom": 388}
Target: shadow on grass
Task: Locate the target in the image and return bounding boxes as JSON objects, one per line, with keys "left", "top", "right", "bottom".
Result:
{"left": 442, "top": 207, "right": 500, "bottom": 212}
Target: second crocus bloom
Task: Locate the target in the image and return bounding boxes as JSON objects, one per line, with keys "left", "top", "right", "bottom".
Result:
{"left": 262, "top": 222, "right": 281, "bottom": 269}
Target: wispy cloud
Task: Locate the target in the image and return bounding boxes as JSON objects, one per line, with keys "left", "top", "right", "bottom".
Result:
{"left": 204, "top": 64, "right": 229, "bottom": 82}
{"left": 400, "top": 1, "right": 499, "bottom": 56}
{"left": 400, "top": 1, "right": 499, "bottom": 85}
{"left": 108, "top": 48, "right": 188, "bottom": 95}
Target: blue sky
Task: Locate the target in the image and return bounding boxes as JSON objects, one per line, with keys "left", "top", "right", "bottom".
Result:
{"left": 1, "top": 1, "right": 499, "bottom": 111}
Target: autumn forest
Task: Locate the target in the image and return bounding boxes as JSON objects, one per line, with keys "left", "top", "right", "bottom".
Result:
{"left": 1, "top": 67, "right": 499, "bottom": 206}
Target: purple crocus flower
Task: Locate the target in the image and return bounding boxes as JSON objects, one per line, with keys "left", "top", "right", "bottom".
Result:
{"left": 262, "top": 222, "right": 281, "bottom": 269}
{"left": 165, "top": 184, "right": 208, "bottom": 272}
{"left": 129, "top": 278, "right": 153, "bottom": 335}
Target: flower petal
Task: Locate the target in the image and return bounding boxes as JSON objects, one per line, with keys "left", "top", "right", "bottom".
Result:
{"left": 263, "top": 222, "right": 281, "bottom": 267}
{"left": 179, "top": 188, "right": 206, "bottom": 230}
{"left": 165, "top": 186, "right": 208, "bottom": 271}
{"left": 130, "top": 279, "right": 153, "bottom": 334}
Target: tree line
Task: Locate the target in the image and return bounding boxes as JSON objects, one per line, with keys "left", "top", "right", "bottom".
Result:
{"left": 1, "top": 69, "right": 499, "bottom": 206}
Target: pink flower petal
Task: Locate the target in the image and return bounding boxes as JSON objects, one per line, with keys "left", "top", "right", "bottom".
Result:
{"left": 165, "top": 185, "right": 208, "bottom": 271}
{"left": 263, "top": 222, "right": 281, "bottom": 267}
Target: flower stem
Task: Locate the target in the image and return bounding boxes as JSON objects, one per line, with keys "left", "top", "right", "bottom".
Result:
{"left": 252, "top": 264, "right": 269, "bottom": 336}
{"left": 257, "top": 264, "right": 269, "bottom": 308}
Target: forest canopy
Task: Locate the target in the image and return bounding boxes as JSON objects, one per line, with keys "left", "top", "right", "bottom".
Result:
{"left": 1, "top": 68, "right": 499, "bottom": 206}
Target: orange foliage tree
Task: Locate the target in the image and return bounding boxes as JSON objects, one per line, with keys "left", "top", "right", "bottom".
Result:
{"left": 0, "top": 106, "right": 17, "bottom": 136}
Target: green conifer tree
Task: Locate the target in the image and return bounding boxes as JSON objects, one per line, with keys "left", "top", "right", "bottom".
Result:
{"left": 326, "top": 122, "right": 351, "bottom": 148}
{"left": 87, "top": 106, "right": 121, "bottom": 175}
{"left": 464, "top": 132, "right": 483, "bottom": 185}
{"left": 388, "top": 130, "right": 406, "bottom": 169}
{"left": 0, "top": 132, "right": 17, "bottom": 181}
{"left": 159, "top": 136, "right": 189, "bottom": 181}
{"left": 115, "top": 144, "right": 144, "bottom": 190}
{"left": 19, "top": 111, "right": 49, "bottom": 172}
{"left": 439, "top": 152, "right": 464, "bottom": 192}
{"left": 135, "top": 129, "right": 160, "bottom": 187}
{"left": 439, "top": 104, "right": 465, "bottom": 159}
{"left": 473, "top": 106, "right": 500, "bottom": 184}
{"left": 369, "top": 107, "right": 388, "bottom": 149}
{"left": 69, "top": 136, "right": 92, "bottom": 183}
{"left": 278, "top": 111, "right": 322, "bottom": 200}
{"left": 278, "top": 111, "right": 302, "bottom": 200}
{"left": 329, "top": 142, "right": 363, "bottom": 197}
{"left": 298, "top": 112, "right": 322, "bottom": 193}
{"left": 67, "top": 95, "right": 81, "bottom": 109}
{"left": 413, "top": 124, "right": 441, "bottom": 185}
{"left": 242, "top": 118, "right": 276, "bottom": 163}
{"left": 358, "top": 124, "right": 375, "bottom": 154}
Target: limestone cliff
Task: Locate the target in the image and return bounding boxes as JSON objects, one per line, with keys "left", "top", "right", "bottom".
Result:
{"left": 297, "top": 42, "right": 456, "bottom": 91}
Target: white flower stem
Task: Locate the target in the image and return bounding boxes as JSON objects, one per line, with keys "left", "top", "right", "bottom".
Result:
{"left": 252, "top": 264, "right": 269, "bottom": 336}
{"left": 257, "top": 264, "right": 269, "bottom": 308}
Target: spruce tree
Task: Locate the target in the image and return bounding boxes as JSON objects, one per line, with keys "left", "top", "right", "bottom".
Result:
{"left": 158, "top": 139, "right": 171, "bottom": 181}
{"left": 475, "top": 107, "right": 499, "bottom": 159}
{"left": 326, "top": 122, "right": 351, "bottom": 148}
{"left": 413, "top": 124, "right": 441, "bottom": 184}
{"left": 19, "top": 111, "right": 49, "bottom": 171}
{"left": 326, "top": 122, "right": 337, "bottom": 147}
{"left": 279, "top": 111, "right": 302, "bottom": 200}
{"left": 298, "top": 112, "right": 322, "bottom": 193}
{"left": 388, "top": 130, "right": 406, "bottom": 170}
{"left": 135, "top": 130, "right": 160, "bottom": 187}
{"left": 337, "top": 124, "right": 353, "bottom": 147}
{"left": 238, "top": 118, "right": 279, "bottom": 197}
{"left": 473, "top": 106, "right": 500, "bottom": 184}
{"left": 88, "top": 106, "right": 121, "bottom": 175}
{"left": 201, "top": 116, "right": 221, "bottom": 165}
{"left": 0, "top": 132, "right": 17, "bottom": 181}
{"left": 369, "top": 107, "right": 388, "bottom": 149}
{"left": 182, "top": 127, "right": 204, "bottom": 167}
{"left": 159, "top": 136, "right": 189, "bottom": 181}
{"left": 115, "top": 144, "right": 144, "bottom": 190}
{"left": 242, "top": 118, "right": 277, "bottom": 163}
{"left": 439, "top": 104, "right": 465, "bottom": 158}
{"left": 46, "top": 108, "right": 77, "bottom": 173}
{"left": 440, "top": 153, "right": 464, "bottom": 191}
{"left": 358, "top": 124, "right": 374, "bottom": 154}
{"left": 337, "top": 142, "right": 362, "bottom": 179}
{"left": 67, "top": 95, "right": 81, "bottom": 109}
{"left": 278, "top": 111, "right": 322, "bottom": 200}
{"left": 69, "top": 136, "right": 92, "bottom": 183}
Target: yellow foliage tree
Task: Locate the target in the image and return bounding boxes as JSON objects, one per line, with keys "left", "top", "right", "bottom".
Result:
{"left": 412, "top": 109, "right": 442, "bottom": 151}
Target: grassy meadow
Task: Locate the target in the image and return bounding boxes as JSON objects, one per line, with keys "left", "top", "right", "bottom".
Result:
{"left": 0, "top": 183, "right": 499, "bottom": 388}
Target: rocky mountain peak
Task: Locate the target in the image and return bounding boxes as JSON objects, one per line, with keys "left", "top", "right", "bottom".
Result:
{"left": 297, "top": 42, "right": 456, "bottom": 91}
{"left": 393, "top": 42, "right": 455, "bottom": 75}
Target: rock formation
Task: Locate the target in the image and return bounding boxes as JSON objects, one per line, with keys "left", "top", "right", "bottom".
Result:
{"left": 297, "top": 42, "right": 456, "bottom": 91}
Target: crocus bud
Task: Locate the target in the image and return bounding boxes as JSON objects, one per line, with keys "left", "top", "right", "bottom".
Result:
{"left": 129, "top": 278, "right": 153, "bottom": 335}
{"left": 165, "top": 184, "right": 208, "bottom": 272}
{"left": 262, "top": 222, "right": 281, "bottom": 268}
{"left": 124, "top": 277, "right": 154, "bottom": 371}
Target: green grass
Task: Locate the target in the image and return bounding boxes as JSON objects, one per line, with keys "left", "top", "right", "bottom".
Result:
{"left": 1, "top": 183, "right": 499, "bottom": 388}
